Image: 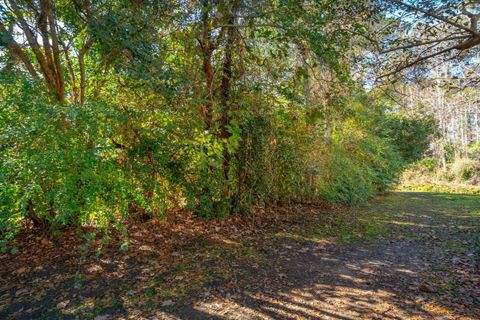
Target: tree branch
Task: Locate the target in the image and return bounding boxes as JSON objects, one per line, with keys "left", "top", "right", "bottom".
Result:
{"left": 7, "top": 0, "right": 56, "bottom": 86}
{"left": 379, "top": 44, "right": 459, "bottom": 79}
{"left": 0, "top": 21, "right": 38, "bottom": 78}
{"left": 388, "top": 0, "right": 479, "bottom": 36}
{"left": 38, "top": 0, "right": 56, "bottom": 80}
{"left": 382, "top": 35, "right": 469, "bottom": 53}
{"left": 45, "top": 0, "right": 65, "bottom": 102}
{"left": 79, "top": 37, "right": 94, "bottom": 106}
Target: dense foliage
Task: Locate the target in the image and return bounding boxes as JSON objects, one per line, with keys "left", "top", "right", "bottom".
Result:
{"left": 0, "top": 0, "right": 436, "bottom": 244}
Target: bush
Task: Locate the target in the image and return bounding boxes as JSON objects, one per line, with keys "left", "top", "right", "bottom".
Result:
{"left": 316, "top": 129, "right": 403, "bottom": 205}
{"left": 413, "top": 157, "right": 439, "bottom": 173}
{"left": 450, "top": 158, "right": 480, "bottom": 182}
{"left": 0, "top": 74, "right": 412, "bottom": 242}
{"left": 382, "top": 114, "right": 436, "bottom": 162}
{"left": 0, "top": 77, "right": 132, "bottom": 233}
{"left": 467, "top": 143, "right": 480, "bottom": 160}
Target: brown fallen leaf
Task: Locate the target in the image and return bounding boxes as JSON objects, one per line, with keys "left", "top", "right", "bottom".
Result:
{"left": 41, "top": 238, "right": 52, "bottom": 246}
{"left": 56, "top": 300, "right": 70, "bottom": 309}
{"left": 419, "top": 283, "right": 435, "bottom": 293}
{"left": 13, "top": 267, "right": 28, "bottom": 275}
{"left": 161, "top": 300, "right": 174, "bottom": 307}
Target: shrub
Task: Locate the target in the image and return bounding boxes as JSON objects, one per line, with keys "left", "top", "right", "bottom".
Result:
{"left": 414, "top": 157, "right": 439, "bottom": 173}
{"left": 315, "top": 119, "right": 404, "bottom": 205}
{"left": 450, "top": 158, "right": 480, "bottom": 182}
{"left": 0, "top": 77, "right": 130, "bottom": 233}
{"left": 467, "top": 143, "right": 480, "bottom": 160}
{"left": 382, "top": 114, "right": 436, "bottom": 162}
{"left": 0, "top": 74, "right": 412, "bottom": 242}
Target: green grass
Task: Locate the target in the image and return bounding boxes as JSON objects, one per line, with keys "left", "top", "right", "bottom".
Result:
{"left": 241, "top": 247, "right": 263, "bottom": 261}
{"left": 287, "top": 190, "right": 480, "bottom": 245}
{"left": 398, "top": 182, "right": 480, "bottom": 195}
{"left": 304, "top": 214, "right": 387, "bottom": 243}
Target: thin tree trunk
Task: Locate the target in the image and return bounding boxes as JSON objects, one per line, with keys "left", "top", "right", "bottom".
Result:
{"left": 8, "top": 0, "right": 57, "bottom": 91}
{"left": 0, "top": 22, "right": 38, "bottom": 78}
{"left": 45, "top": 0, "right": 65, "bottom": 103}
{"left": 201, "top": 0, "right": 214, "bottom": 130}
{"left": 219, "top": 4, "right": 236, "bottom": 182}
{"left": 79, "top": 38, "right": 94, "bottom": 106}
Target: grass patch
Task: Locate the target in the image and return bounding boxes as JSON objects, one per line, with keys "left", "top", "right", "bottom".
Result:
{"left": 289, "top": 191, "right": 479, "bottom": 244}
{"left": 241, "top": 247, "right": 263, "bottom": 261}
{"left": 398, "top": 182, "right": 480, "bottom": 195}
{"left": 305, "top": 218, "right": 386, "bottom": 243}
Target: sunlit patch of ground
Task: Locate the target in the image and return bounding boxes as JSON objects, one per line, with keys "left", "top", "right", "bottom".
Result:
{"left": 397, "top": 182, "right": 480, "bottom": 195}
{"left": 1, "top": 192, "right": 479, "bottom": 319}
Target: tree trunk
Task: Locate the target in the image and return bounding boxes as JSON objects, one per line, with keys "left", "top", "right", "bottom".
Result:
{"left": 201, "top": 0, "right": 214, "bottom": 130}
{"left": 219, "top": 5, "right": 236, "bottom": 181}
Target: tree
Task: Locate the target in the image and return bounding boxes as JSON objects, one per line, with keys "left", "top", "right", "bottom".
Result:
{"left": 0, "top": 0, "right": 98, "bottom": 103}
{"left": 376, "top": 0, "right": 480, "bottom": 81}
{"left": 0, "top": 0, "right": 424, "bottom": 238}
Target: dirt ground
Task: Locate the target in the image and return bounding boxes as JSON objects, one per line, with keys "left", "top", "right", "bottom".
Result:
{"left": 1, "top": 192, "right": 479, "bottom": 319}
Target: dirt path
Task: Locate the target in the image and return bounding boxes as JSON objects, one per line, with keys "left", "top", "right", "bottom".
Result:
{"left": 1, "top": 192, "right": 479, "bottom": 319}
{"left": 162, "top": 192, "right": 480, "bottom": 320}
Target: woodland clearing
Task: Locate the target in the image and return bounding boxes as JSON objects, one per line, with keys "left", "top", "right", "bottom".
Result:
{"left": 1, "top": 192, "right": 479, "bottom": 319}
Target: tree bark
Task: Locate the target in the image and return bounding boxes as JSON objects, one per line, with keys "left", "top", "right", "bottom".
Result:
{"left": 45, "top": 0, "right": 65, "bottom": 103}
{"left": 219, "top": 3, "right": 237, "bottom": 182}
{"left": 200, "top": 0, "right": 215, "bottom": 130}
{"left": 0, "top": 22, "right": 38, "bottom": 78}
{"left": 8, "top": 0, "right": 57, "bottom": 90}
{"left": 79, "top": 38, "right": 94, "bottom": 106}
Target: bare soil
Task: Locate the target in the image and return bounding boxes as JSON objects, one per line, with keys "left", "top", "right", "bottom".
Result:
{"left": 1, "top": 192, "right": 479, "bottom": 319}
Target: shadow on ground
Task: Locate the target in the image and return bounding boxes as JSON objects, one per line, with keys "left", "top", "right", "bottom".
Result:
{"left": 1, "top": 192, "right": 479, "bottom": 319}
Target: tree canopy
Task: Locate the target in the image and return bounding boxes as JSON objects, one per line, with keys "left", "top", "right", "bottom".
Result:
{"left": 0, "top": 0, "right": 477, "bottom": 244}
